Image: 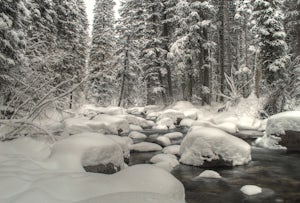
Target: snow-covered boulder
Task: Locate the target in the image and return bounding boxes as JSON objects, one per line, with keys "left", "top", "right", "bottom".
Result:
{"left": 150, "top": 154, "right": 179, "bottom": 172}
{"left": 46, "top": 133, "right": 125, "bottom": 173}
{"left": 156, "top": 136, "right": 172, "bottom": 147}
{"left": 80, "top": 104, "right": 126, "bottom": 117}
{"left": 180, "top": 127, "right": 251, "bottom": 167}
{"left": 117, "top": 114, "right": 154, "bottom": 128}
{"left": 128, "top": 131, "right": 147, "bottom": 139}
{"left": 93, "top": 114, "right": 130, "bottom": 134}
{"left": 126, "top": 107, "right": 146, "bottom": 115}
{"left": 194, "top": 170, "right": 222, "bottom": 179}
{"left": 129, "top": 124, "right": 143, "bottom": 131}
{"left": 261, "top": 111, "right": 300, "bottom": 151}
{"left": 164, "top": 132, "right": 184, "bottom": 140}
{"left": 180, "top": 118, "right": 195, "bottom": 127}
{"left": 163, "top": 145, "right": 181, "bottom": 156}
{"left": 240, "top": 185, "right": 262, "bottom": 196}
{"left": 157, "top": 109, "right": 185, "bottom": 124}
{"left": 130, "top": 142, "right": 162, "bottom": 152}
{"left": 154, "top": 118, "right": 176, "bottom": 130}
{"left": 106, "top": 135, "right": 133, "bottom": 162}
{"left": 192, "top": 120, "right": 238, "bottom": 134}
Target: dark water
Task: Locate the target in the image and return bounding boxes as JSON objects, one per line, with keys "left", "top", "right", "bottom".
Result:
{"left": 129, "top": 145, "right": 300, "bottom": 203}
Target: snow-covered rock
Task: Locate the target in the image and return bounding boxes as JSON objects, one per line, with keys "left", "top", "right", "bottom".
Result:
{"left": 81, "top": 104, "right": 126, "bottom": 116}
{"left": 157, "top": 109, "right": 185, "bottom": 124}
{"left": 106, "top": 135, "right": 133, "bottom": 160}
{"left": 266, "top": 111, "right": 300, "bottom": 136}
{"left": 180, "top": 118, "right": 195, "bottom": 127}
{"left": 117, "top": 114, "right": 154, "bottom": 128}
{"left": 129, "top": 124, "right": 143, "bottom": 131}
{"left": 130, "top": 142, "right": 162, "bottom": 152}
{"left": 163, "top": 145, "right": 181, "bottom": 156}
{"left": 126, "top": 107, "right": 146, "bottom": 115}
{"left": 192, "top": 120, "right": 238, "bottom": 134}
{"left": 154, "top": 118, "right": 176, "bottom": 130}
{"left": 164, "top": 132, "right": 184, "bottom": 140}
{"left": 194, "top": 170, "right": 222, "bottom": 179}
{"left": 255, "top": 134, "right": 287, "bottom": 150}
{"left": 180, "top": 127, "right": 251, "bottom": 167}
{"left": 240, "top": 185, "right": 262, "bottom": 196}
{"left": 93, "top": 114, "right": 130, "bottom": 134}
{"left": 150, "top": 154, "right": 179, "bottom": 172}
{"left": 156, "top": 136, "right": 172, "bottom": 147}
{"left": 46, "top": 133, "right": 125, "bottom": 172}
{"left": 128, "top": 131, "right": 147, "bottom": 139}
{"left": 237, "top": 116, "right": 263, "bottom": 131}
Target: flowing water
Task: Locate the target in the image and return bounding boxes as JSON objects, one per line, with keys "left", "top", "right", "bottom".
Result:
{"left": 129, "top": 128, "right": 300, "bottom": 203}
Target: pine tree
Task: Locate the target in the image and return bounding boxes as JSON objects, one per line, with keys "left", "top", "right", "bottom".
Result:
{"left": 88, "top": 0, "right": 116, "bottom": 104}
{"left": 251, "top": 0, "right": 288, "bottom": 86}
{"left": 0, "top": 0, "right": 30, "bottom": 105}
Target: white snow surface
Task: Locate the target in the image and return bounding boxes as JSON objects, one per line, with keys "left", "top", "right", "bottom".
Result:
{"left": 180, "top": 118, "right": 195, "bottom": 127}
{"left": 106, "top": 135, "right": 133, "bottom": 159}
{"left": 128, "top": 131, "right": 147, "bottom": 139}
{"left": 255, "top": 134, "right": 286, "bottom": 150}
{"left": 46, "top": 133, "right": 125, "bottom": 171}
{"left": 130, "top": 142, "right": 162, "bottom": 152}
{"left": 0, "top": 137, "right": 185, "bottom": 203}
{"left": 117, "top": 114, "right": 154, "bottom": 128}
{"left": 129, "top": 124, "right": 143, "bottom": 131}
{"left": 154, "top": 117, "right": 176, "bottom": 130}
{"left": 157, "top": 109, "right": 185, "bottom": 124}
{"left": 126, "top": 107, "right": 146, "bottom": 115}
{"left": 192, "top": 120, "right": 238, "bottom": 134}
{"left": 240, "top": 185, "right": 262, "bottom": 196}
{"left": 156, "top": 136, "right": 172, "bottom": 147}
{"left": 266, "top": 111, "right": 300, "bottom": 136}
{"left": 194, "top": 170, "right": 222, "bottom": 179}
{"left": 164, "top": 132, "right": 184, "bottom": 140}
{"left": 150, "top": 154, "right": 179, "bottom": 172}
{"left": 80, "top": 104, "right": 126, "bottom": 116}
{"left": 180, "top": 127, "right": 251, "bottom": 166}
{"left": 163, "top": 145, "right": 181, "bottom": 156}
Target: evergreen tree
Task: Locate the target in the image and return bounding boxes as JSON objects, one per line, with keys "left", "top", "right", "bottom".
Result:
{"left": 88, "top": 0, "right": 116, "bottom": 104}
{"left": 251, "top": 0, "right": 288, "bottom": 86}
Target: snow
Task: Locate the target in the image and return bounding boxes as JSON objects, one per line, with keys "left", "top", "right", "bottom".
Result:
{"left": 164, "top": 132, "right": 184, "bottom": 140}
{"left": 117, "top": 114, "right": 154, "bottom": 128}
{"left": 240, "top": 185, "right": 262, "bottom": 196}
{"left": 46, "top": 133, "right": 125, "bottom": 171}
{"left": 265, "top": 111, "right": 300, "bottom": 136}
{"left": 163, "top": 145, "right": 181, "bottom": 156}
{"left": 194, "top": 170, "right": 222, "bottom": 179}
{"left": 127, "top": 107, "right": 146, "bottom": 115}
{"left": 130, "top": 124, "right": 143, "bottom": 131}
{"left": 180, "top": 127, "right": 251, "bottom": 166}
{"left": 154, "top": 117, "right": 176, "bottom": 130}
{"left": 81, "top": 104, "right": 126, "bottom": 116}
{"left": 255, "top": 134, "right": 286, "bottom": 150}
{"left": 130, "top": 142, "right": 162, "bottom": 152}
{"left": 0, "top": 137, "right": 185, "bottom": 203}
{"left": 128, "top": 131, "right": 147, "bottom": 139}
{"left": 150, "top": 154, "right": 179, "bottom": 172}
{"left": 106, "top": 135, "right": 133, "bottom": 159}
{"left": 157, "top": 109, "right": 185, "bottom": 124}
{"left": 192, "top": 120, "right": 238, "bottom": 134}
{"left": 156, "top": 136, "right": 172, "bottom": 146}
{"left": 180, "top": 118, "right": 195, "bottom": 127}
{"left": 64, "top": 114, "right": 130, "bottom": 135}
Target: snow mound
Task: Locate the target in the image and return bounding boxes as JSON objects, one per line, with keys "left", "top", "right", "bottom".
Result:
{"left": 240, "top": 185, "right": 262, "bottom": 196}
{"left": 163, "top": 145, "right": 181, "bottom": 156}
{"left": 128, "top": 131, "right": 147, "bottom": 139}
{"left": 93, "top": 114, "right": 130, "bottom": 134}
{"left": 130, "top": 142, "right": 162, "bottom": 152}
{"left": 156, "top": 136, "right": 172, "bottom": 147}
{"left": 194, "top": 170, "right": 222, "bottom": 179}
{"left": 254, "top": 134, "right": 286, "bottom": 150}
{"left": 154, "top": 118, "right": 176, "bottom": 130}
{"left": 164, "top": 132, "right": 183, "bottom": 140}
{"left": 126, "top": 107, "right": 146, "bottom": 115}
{"left": 180, "top": 127, "right": 251, "bottom": 166}
{"left": 150, "top": 154, "right": 179, "bottom": 172}
{"left": 117, "top": 114, "right": 154, "bottom": 128}
{"left": 81, "top": 104, "right": 126, "bottom": 116}
{"left": 46, "top": 133, "right": 124, "bottom": 171}
{"left": 266, "top": 111, "right": 300, "bottom": 136}
{"left": 129, "top": 124, "right": 143, "bottom": 131}
{"left": 180, "top": 118, "right": 195, "bottom": 127}
{"left": 237, "top": 116, "right": 263, "bottom": 131}
{"left": 106, "top": 135, "right": 133, "bottom": 159}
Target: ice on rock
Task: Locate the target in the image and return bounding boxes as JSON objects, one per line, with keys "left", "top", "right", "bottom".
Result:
{"left": 156, "top": 136, "right": 172, "bottom": 147}
{"left": 240, "top": 185, "right": 262, "bottom": 196}
{"left": 164, "top": 132, "right": 183, "bottom": 140}
{"left": 128, "top": 131, "right": 147, "bottom": 139}
{"left": 194, "top": 170, "right": 222, "bottom": 179}
{"left": 130, "top": 142, "right": 162, "bottom": 152}
{"left": 163, "top": 145, "right": 181, "bottom": 156}
{"left": 180, "top": 127, "right": 251, "bottom": 166}
{"left": 45, "top": 133, "right": 125, "bottom": 171}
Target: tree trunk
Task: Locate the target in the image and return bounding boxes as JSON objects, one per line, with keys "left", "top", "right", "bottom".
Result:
{"left": 219, "top": 0, "right": 225, "bottom": 101}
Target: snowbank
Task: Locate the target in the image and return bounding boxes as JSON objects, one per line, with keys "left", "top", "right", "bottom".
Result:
{"left": 130, "top": 142, "right": 162, "bottom": 152}
{"left": 180, "top": 127, "right": 251, "bottom": 166}
{"left": 240, "top": 185, "right": 262, "bottom": 196}
{"left": 266, "top": 111, "right": 300, "bottom": 136}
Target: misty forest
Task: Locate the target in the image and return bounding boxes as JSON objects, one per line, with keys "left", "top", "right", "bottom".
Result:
{"left": 0, "top": 0, "right": 300, "bottom": 202}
